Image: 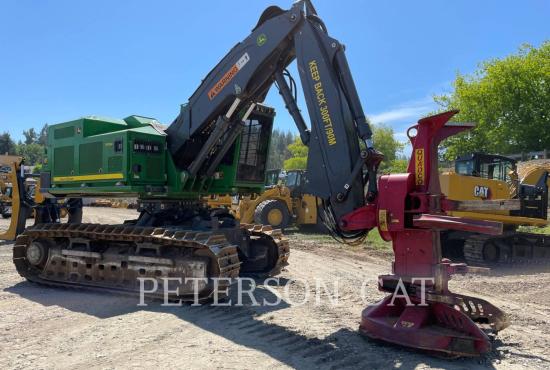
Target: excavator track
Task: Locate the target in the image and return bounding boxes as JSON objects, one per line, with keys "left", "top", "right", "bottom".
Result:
{"left": 240, "top": 223, "right": 290, "bottom": 276}
{"left": 464, "top": 232, "right": 550, "bottom": 267}
{"left": 13, "top": 222, "right": 290, "bottom": 301}
{"left": 12, "top": 222, "right": 290, "bottom": 302}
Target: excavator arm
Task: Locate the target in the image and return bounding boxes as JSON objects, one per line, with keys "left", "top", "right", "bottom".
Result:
{"left": 166, "top": 0, "right": 379, "bottom": 241}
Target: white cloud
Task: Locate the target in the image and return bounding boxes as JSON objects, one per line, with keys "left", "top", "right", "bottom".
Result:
{"left": 367, "top": 97, "right": 439, "bottom": 157}
{"left": 368, "top": 97, "right": 436, "bottom": 125}
{"left": 394, "top": 132, "right": 409, "bottom": 139}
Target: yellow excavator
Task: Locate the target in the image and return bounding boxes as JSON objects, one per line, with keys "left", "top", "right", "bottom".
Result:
{"left": 440, "top": 152, "right": 550, "bottom": 266}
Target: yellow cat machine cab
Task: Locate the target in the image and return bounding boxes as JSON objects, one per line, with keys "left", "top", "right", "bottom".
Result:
{"left": 440, "top": 152, "right": 550, "bottom": 266}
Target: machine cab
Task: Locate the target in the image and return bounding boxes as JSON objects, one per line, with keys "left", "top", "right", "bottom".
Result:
{"left": 455, "top": 153, "right": 516, "bottom": 183}
{"left": 285, "top": 170, "right": 307, "bottom": 197}
{"left": 264, "top": 169, "right": 284, "bottom": 188}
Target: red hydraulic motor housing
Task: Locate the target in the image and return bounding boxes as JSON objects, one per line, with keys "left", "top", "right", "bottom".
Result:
{"left": 340, "top": 110, "right": 509, "bottom": 357}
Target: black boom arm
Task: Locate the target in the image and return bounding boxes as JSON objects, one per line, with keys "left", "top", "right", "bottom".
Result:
{"left": 166, "top": 1, "right": 380, "bottom": 241}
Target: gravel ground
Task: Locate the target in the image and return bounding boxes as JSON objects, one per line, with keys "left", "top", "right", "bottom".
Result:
{"left": 0, "top": 208, "right": 549, "bottom": 369}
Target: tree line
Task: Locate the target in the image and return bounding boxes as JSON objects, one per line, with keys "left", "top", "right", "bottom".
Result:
{"left": 0, "top": 125, "right": 48, "bottom": 170}
{"left": 436, "top": 41, "right": 549, "bottom": 160}
{"left": 280, "top": 124, "right": 407, "bottom": 173}
{"left": 266, "top": 129, "right": 295, "bottom": 170}
{"left": 0, "top": 123, "right": 405, "bottom": 174}
{"left": 3, "top": 40, "right": 546, "bottom": 172}
{"left": 279, "top": 41, "right": 550, "bottom": 171}
{"left": 0, "top": 124, "right": 298, "bottom": 171}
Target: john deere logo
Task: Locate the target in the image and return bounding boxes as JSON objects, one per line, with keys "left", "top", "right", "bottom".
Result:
{"left": 257, "top": 34, "right": 267, "bottom": 46}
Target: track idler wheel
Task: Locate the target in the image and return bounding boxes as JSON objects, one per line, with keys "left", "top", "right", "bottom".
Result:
{"left": 482, "top": 242, "right": 500, "bottom": 264}
{"left": 25, "top": 240, "right": 49, "bottom": 267}
{"left": 239, "top": 224, "right": 290, "bottom": 277}
{"left": 239, "top": 237, "right": 276, "bottom": 274}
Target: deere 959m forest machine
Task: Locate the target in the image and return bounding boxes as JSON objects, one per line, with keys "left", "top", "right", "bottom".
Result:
{"left": 13, "top": 1, "right": 511, "bottom": 357}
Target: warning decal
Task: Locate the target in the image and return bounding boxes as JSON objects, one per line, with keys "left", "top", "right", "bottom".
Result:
{"left": 208, "top": 53, "right": 250, "bottom": 100}
{"left": 415, "top": 148, "right": 425, "bottom": 186}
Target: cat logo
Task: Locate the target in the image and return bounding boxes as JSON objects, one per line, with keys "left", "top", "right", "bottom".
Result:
{"left": 474, "top": 185, "right": 490, "bottom": 199}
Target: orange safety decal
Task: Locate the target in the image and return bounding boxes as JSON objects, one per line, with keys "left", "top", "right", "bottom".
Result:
{"left": 208, "top": 53, "right": 250, "bottom": 100}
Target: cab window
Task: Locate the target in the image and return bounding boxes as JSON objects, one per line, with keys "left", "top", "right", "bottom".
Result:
{"left": 265, "top": 171, "right": 279, "bottom": 187}
{"left": 479, "top": 159, "right": 513, "bottom": 182}
{"left": 285, "top": 171, "right": 300, "bottom": 188}
{"left": 456, "top": 160, "right": 474, "bottom": 176}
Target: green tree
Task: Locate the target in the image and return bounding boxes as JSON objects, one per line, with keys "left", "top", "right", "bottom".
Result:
{"left": 267, "top": 129, "right": 294, "bottom": 169}
{"left": 387, "top": 159, "right": 408, "bottom": 174}
{"left": 280, "top": 124, "right": 405, "bottom": 172}
{"left": 434, "top": 41, "right": 550, "bottom": 160}
{"left": 16, "top": 143, "right": 45, "bottom": 166}
{"left": 37, "top": 124, "right": 49, "bottom": 146}
{"left": 23, "top": 128, "right": 38, "bottom": 145}
{"left": 0, "top": 132, "right": 16, "bottom": 155}
{"left": 283, "top": 136, "right": 308, "bottom": 170}
{"left": 372, "top": 124, "right": 405, "bottom": 172}
{"left": 32, "top": 163, "right": 43, "bottom": 173}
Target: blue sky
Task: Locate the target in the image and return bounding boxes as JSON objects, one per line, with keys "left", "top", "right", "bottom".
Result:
{"left": 1, "top": 0, "right": 548, "bottom": 152}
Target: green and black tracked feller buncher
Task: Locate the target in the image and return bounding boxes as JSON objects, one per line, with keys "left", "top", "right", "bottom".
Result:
{"left": 11, "top": 1, "right": 516, "bottom": 356}
{"left": 15, "top": 107, "right": 288, "bottom": 301}
{"left": 13, "top": 0, "right": 377, "bottom": 302}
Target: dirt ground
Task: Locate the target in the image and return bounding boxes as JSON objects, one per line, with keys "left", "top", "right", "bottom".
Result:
{"left": 0, "top": 208, "right": 549, "bottom": 369}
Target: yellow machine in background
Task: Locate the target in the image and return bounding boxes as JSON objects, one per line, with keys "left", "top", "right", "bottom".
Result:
{"left": 207, "top": 169, "right": 324, "bottom": 230}
{"left": 518, "top": 159, "right": 550, "bottom": 189}
{"left": 0, "top": 165, "right": 14, "bottom": 218}
{"left": 239, "top": 170, "right": 320, "bottom": 229}
{"left": 0, "top": 155, "right": 31, "bottom": 240}
{"left": 0, "top": 155, "right": 73, "bottom": 241}
{"left": 440, "top": 153, "right": 550, "bottom": 266}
